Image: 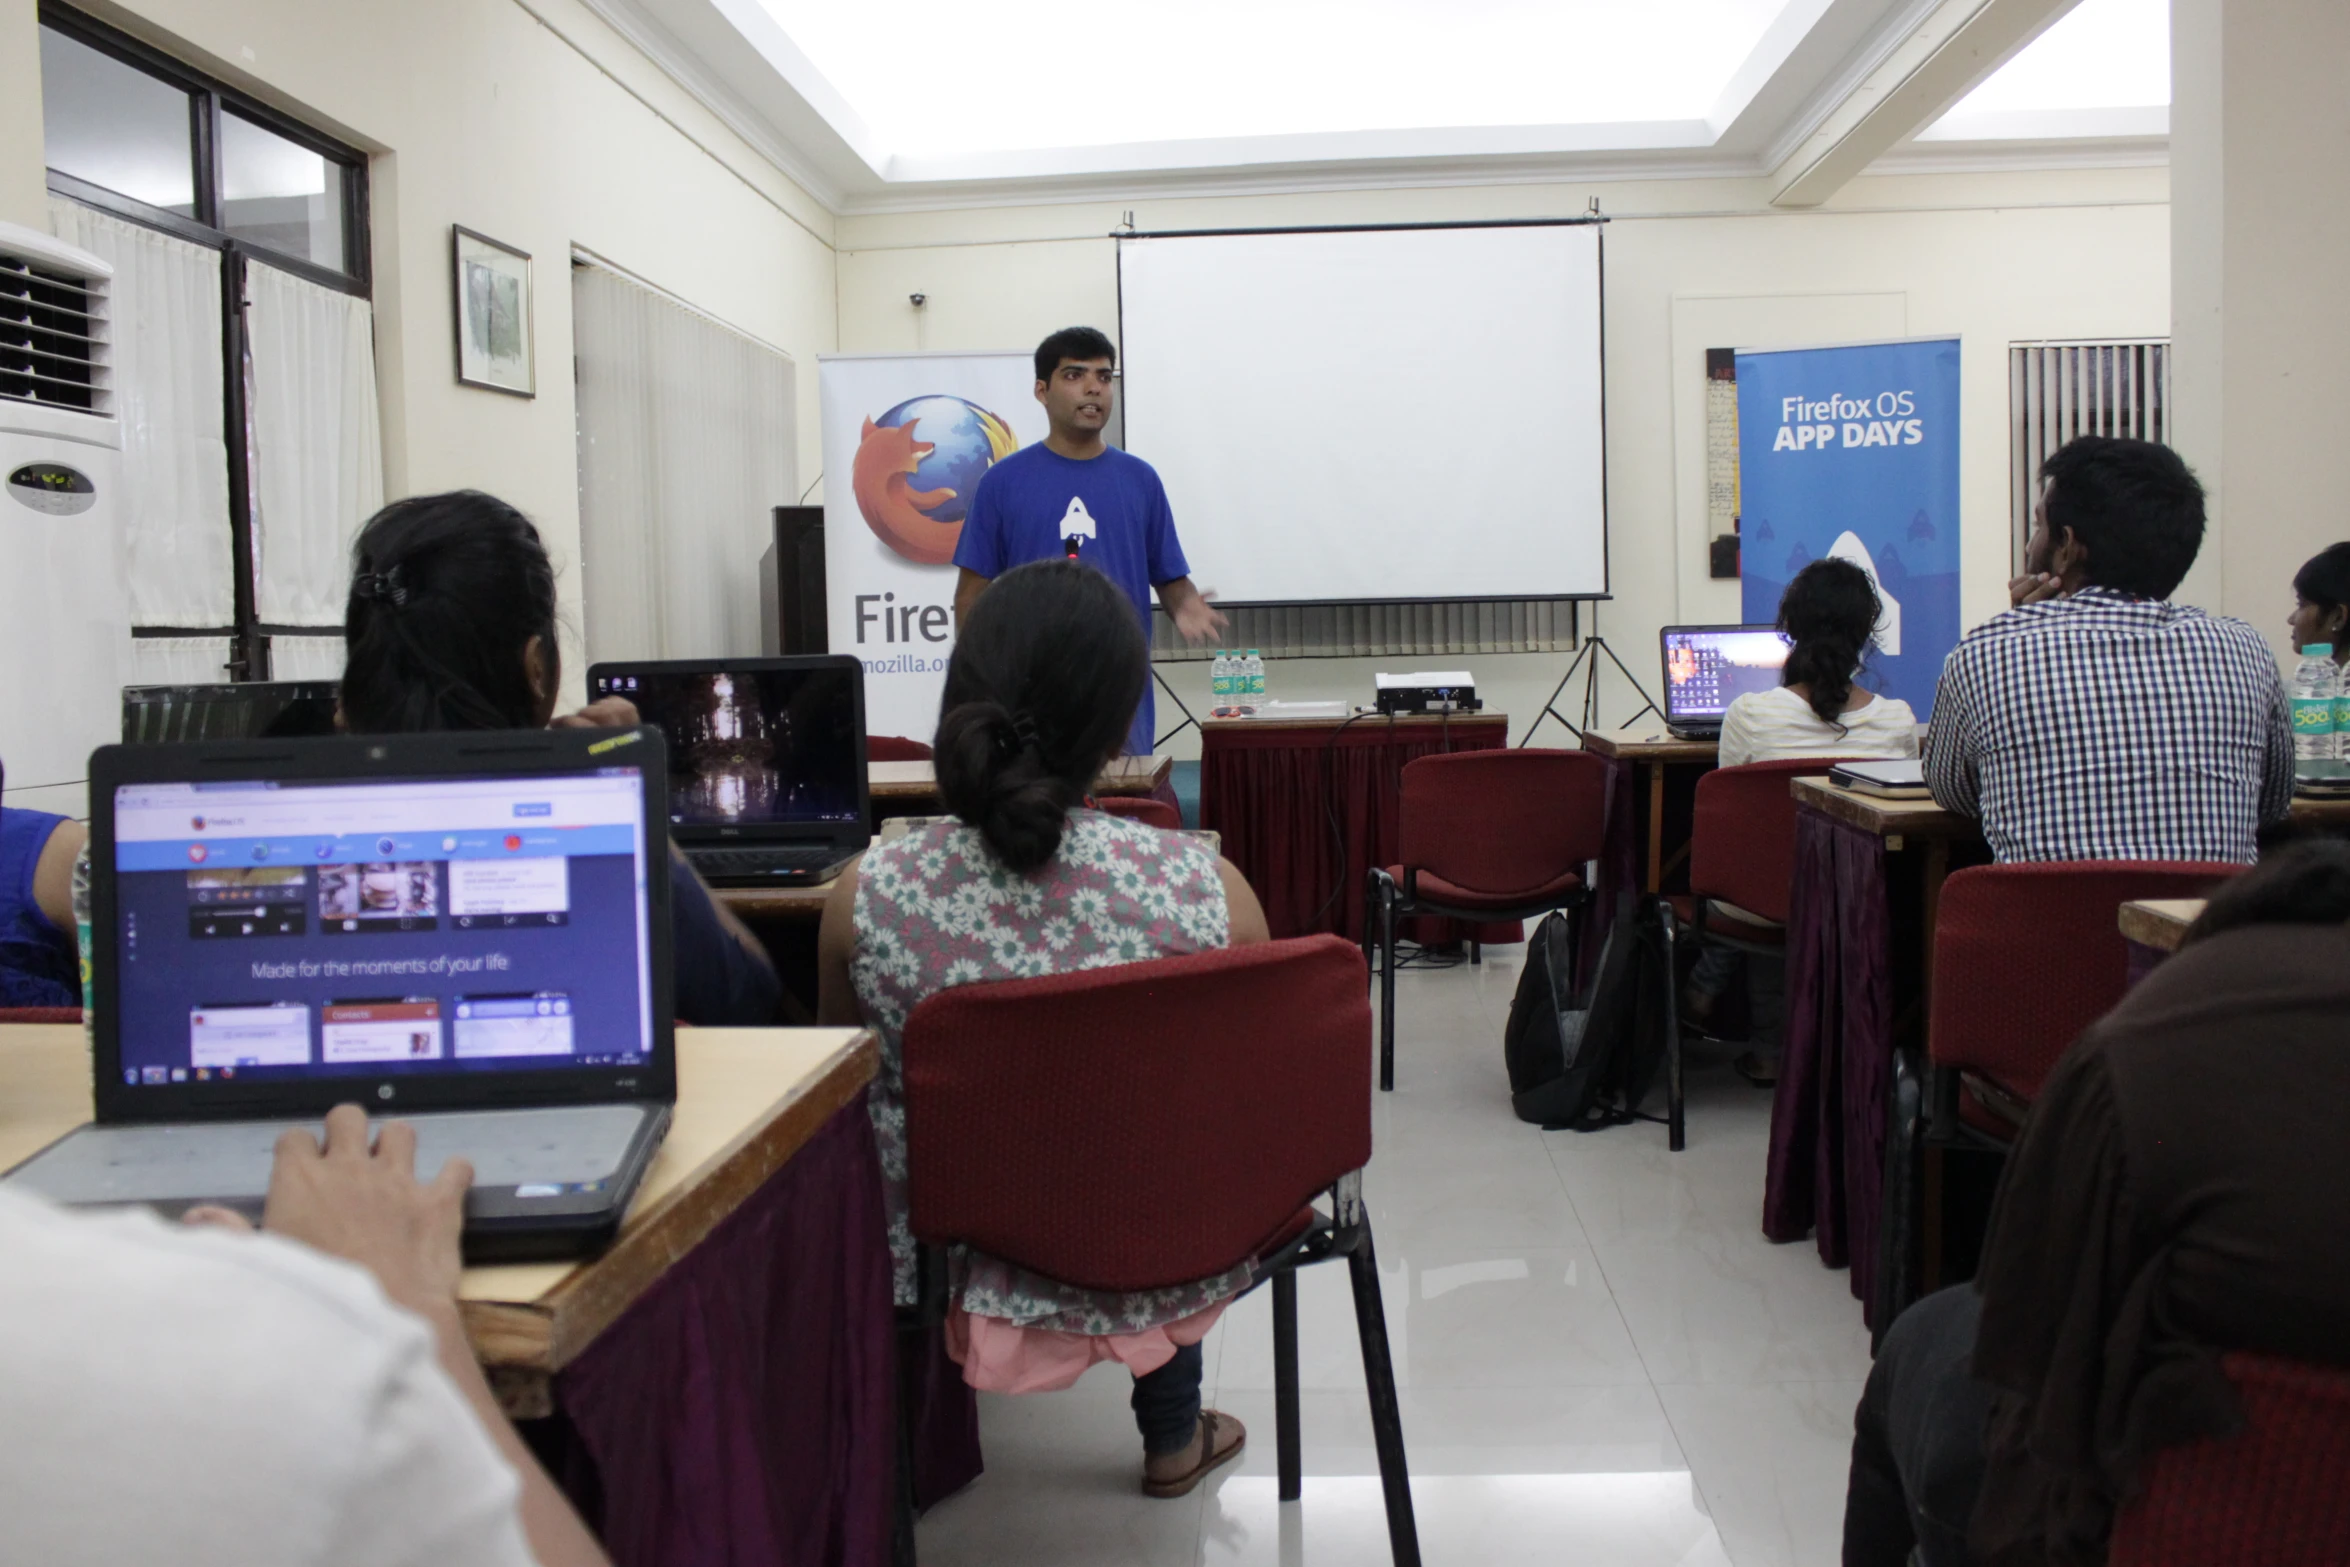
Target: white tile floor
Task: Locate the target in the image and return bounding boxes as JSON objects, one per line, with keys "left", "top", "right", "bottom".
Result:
{"left": 915, "top": 947, "right": 1872, "bottom": 1565}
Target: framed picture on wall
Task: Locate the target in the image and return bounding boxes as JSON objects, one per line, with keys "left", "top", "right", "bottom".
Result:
{"left": 452, "top": 226, "right": 534, "bottom": 396}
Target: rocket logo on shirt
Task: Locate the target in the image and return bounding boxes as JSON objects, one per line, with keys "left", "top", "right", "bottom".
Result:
{"left": 1060, "top": 495, "right": 1097, "bottom": 543}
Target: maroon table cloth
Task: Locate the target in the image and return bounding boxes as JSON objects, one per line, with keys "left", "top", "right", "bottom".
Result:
{"left": 533, "top": 1100, "right": 981, "bottom": 1566}
{"left": 1200, "top": 717, "right": 1513, "bottom": 943}
{"left": 1763, "top": 808, "right": 1897, "bottom": 1324}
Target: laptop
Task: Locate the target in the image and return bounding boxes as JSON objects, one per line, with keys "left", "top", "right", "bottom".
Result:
{"left": 2, "top": 727, "right": 676, "bottom": 1260}
{"left": 122, "top": 681, "right": 341, "bottom": 744}
{"left": 588, "top": 656, "right": 869, "bottom": 887}
{"left": 1660, "top": 625, "right": 1793, "bottom": 740}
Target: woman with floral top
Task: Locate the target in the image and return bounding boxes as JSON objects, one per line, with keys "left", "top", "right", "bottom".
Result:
{"left": 818, "top": 559, "right": 1271, "bottom": 1499}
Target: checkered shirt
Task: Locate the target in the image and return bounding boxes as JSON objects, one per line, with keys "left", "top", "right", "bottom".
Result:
{"left": 1924, "top": 588, "right": 2293, "bottom": 865}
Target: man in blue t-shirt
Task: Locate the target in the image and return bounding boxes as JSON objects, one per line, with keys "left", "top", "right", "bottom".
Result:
{"left": 954, "top": 326, "right": 1226, "bottom": 756}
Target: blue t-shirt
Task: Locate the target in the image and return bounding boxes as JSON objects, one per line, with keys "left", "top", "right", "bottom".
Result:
{"left": 0, "top": 806, "right": 78, "bottom": 1010}
{"left": 955, "top": 444, "right": 1190, "bottom": 756}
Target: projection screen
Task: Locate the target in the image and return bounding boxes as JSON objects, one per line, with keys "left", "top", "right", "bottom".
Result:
{"left": 1116, "top": 222, "right": 1605, "bottom": 604}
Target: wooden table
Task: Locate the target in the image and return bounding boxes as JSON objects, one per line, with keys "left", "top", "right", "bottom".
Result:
{"left": 2288, "top": 795, "right": 2350, "bottom": 828}
{"left": 2119, "top": 897, "right": 2205, "bottom": 954}
{"left": 1579, "top": 731, "right": 1719, "bottom": 892}
{"left": 0, "top": 1023, "right": 876, "bottom": 1417}
{"left": 868, "top": 753, "right": 1172, "bottom": 802}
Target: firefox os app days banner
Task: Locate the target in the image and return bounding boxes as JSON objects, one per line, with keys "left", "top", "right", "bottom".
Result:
{"left": 818, "top": 352, "right": 1047, "bottom": 742}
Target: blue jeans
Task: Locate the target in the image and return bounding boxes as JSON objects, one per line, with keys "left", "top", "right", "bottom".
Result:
{"left": 1131, "top": 1341, "right": 1205, "bottom": 1456}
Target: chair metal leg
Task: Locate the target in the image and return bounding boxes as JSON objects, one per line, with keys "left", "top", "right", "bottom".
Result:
{"left": 1378, "top": 876, "right": 1399, "bottom": 1093}
{"left": 1273, "top": 1269, "right": 1302, "bottom": 1502}
{"left": 892, "top": 1315, "right": 923, "bottom": 1567}
{"left": 1659, "top": 904, "right": 1684, "bottom": 1152}
{"left": 1470, "top": 940, "right": 1481, "bottom": 965}
{"left": 1874, "top": 1049, "right": 1924, "bottom": 1349}
{"left": 1345, "top": 1220, "right": 1422, "bottom": 1567}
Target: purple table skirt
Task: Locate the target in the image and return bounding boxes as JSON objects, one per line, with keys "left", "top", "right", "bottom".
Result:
{"left": 1763, "top": 809, "right": 1896, "bottom": 1325}
{"left": 537, "top": 1099, "right": 981, "bottom": 1567}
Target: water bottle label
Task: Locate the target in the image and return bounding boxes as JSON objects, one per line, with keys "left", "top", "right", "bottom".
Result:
{"left": 2335, "top": 693, "right": 2350, "bottom": 731}
{"left": 2293, "top": 697, "right": 2335, "bottom": 735}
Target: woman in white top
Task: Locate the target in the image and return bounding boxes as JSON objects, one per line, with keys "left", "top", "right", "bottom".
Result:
{"left": 1697, "top": 558, "right": 1917, "bottom": 1083}
{"left": 1718, "top": 558, "right": 1919, "bottom": 768}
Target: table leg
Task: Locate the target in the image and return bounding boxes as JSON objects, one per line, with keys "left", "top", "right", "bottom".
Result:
{"left": 1918, "top": 835, "right": 1952, "bottom": 1293}
{"left": 1645, "top": 763, "right": 1666, "bottom": 894}
{"left": 1919, "top": 838, "right": 1952, "bottom": 1008}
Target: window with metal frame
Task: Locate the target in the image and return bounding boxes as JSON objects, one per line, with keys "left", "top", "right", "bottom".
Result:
{"left": 38, "top": 2, "right": 372, "bottom": 684}
{"left": 2010, "top": 340, "right": 2171, "bottom": 570}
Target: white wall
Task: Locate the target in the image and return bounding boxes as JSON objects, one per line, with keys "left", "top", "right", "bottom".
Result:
{"left": 836, "top": 166, "right": 2173, "bottom": 753}
{"left": 0, "top": 0, "right": 840, "bottom": 704}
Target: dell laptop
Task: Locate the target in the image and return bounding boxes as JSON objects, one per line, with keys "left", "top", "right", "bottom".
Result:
{"left": 2, "top": 726, "right": 676, "bottom": 1260}
{"left": 588, "top": 655, "right": 869, "bottom": 887}
{"left": 1660, "top": 625, "right": 1793, "bottom": 741}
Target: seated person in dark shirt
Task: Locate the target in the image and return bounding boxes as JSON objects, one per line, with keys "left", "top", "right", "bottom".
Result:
{"left": 0, "top": 794, "right": 85, "bottom": 1009}
{"left": 337, "top": 491, "right": 780, "bottom": 1027}
{"left": 1843, "top": 840, "right": 2350, "bottom": 1566}
{"left": 1924, "top": 437, "right": 2292, "bottom": 865}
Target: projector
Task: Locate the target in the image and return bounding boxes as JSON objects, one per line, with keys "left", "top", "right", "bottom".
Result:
{"left": 1374, "top": 671, "right": 1480, "bottom": 715}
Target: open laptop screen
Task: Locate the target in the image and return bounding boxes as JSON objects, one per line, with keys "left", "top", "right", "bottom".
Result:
{"left": 107, "top": 770, "right": 655, "bottom": 1091}
{"left": 589, "top": 661, "right": 863, "bottom": 836}
{"left": 1662, "top": 627, "right": 1794, "bottom": 723}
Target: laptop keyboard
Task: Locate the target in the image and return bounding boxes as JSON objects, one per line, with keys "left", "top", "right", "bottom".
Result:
{"left": 689, "top": 844, "right": 845, "bottom": 876}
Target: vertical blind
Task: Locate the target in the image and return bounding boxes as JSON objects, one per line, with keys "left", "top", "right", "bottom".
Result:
{"left": 2010, "top": 340, "right": 2170, "bottom": 569}
{"left": 572, "top": 257, "right": 796, "bottom": 663}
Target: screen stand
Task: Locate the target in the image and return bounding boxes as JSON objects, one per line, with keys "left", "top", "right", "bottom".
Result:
{"left": 1519, "top": 605, "right": 1663, "bottom": 745}
{"left": 1150, "top": 663, "right": 1200, "bottom": 751}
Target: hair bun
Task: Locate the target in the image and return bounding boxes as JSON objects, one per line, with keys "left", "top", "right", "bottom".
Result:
{"left": 934, "top": 698, "right": 1072, "bottom": 873}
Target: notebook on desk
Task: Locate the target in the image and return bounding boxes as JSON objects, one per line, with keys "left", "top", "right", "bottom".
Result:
{"left": 589, "top": 656, "right": 870, "bottom": 888}
{"left": 1829, "top": 758, "right": 1931, "bottom": 799}
{"left": 1659, "top": 626, "right": 1792, "bottom": 741}
{"left": 2, "top": 726, "right": 677, "bottom": 1259}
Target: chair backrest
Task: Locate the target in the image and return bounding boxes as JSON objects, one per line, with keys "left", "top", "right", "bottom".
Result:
{"left": 1095, "top": 795, "right": 1181, "bottom": 832}
{"left": 1688, "top": 759, "right": 1838, "bottom": 923}
{"left": 2108, "top": 1352, "right": 2350, "bottom": 1565}
{"left": 901, "top": 935, "right": 1372, "bottom": 1293}
{"left": 1396, "top": 748, "right": 1609, "bottom": 898}
{"left": 0, "top": 1007, "right": 81, "bottom": 1025}
{"left": 866, "top": 734, "right": 933, "bottom": 762}
{"left": 1930, "top": 861, "right": 2241, "bottom": 1098}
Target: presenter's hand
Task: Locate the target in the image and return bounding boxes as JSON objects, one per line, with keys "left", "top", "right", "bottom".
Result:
{"left": 1171, "top": 592, "right": 1228, "bottom": 646}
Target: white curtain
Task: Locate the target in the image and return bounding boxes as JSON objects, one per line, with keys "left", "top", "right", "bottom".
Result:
{"left": 572, "top": 260, "right": 795, "bottom": 662}
{"left": 128, "top": 635, "right": 235, "bottom": 684}
{"left": 49, "top": 197, "right": 234, "bottom": 626}
{"left": 268, "top": 633, "right": 346, "bottom": 681}
{"left": 245, "top": 261, "right": 382, "bottom": 626}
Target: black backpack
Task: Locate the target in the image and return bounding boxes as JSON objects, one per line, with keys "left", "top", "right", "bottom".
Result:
{"left": 1501, "top": 900, "right": 1671, "bottom": 1131}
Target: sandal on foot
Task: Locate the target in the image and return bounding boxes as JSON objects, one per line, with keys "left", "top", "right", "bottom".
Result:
{"left": 1142, "top": 1410, "right": 1247, "bottom": 1499}
{"left": 1735, "top": 1050, "right": 1780, "bottom": 1087}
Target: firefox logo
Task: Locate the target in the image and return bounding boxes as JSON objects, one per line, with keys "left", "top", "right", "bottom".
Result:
{"left": 852, "top": 394, "right": 1019, "bottom": 566}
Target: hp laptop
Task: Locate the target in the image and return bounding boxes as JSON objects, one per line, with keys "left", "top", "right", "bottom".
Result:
{"left": 588, "top": 656, "right": 869, "bottom": 887}
{"left": 2, "top": 727, "right": 676, "bottom": 1260}
{"left": 1660, "top": 625, "right": 1793, "bottom": 741}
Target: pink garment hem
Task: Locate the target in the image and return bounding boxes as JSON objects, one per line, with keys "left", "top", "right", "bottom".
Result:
{"left": 944, "top": 1299, "right": 1234, "bottom": 1394}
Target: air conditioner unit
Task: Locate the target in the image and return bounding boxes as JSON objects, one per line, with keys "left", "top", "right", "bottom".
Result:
{"left": 1, "top": 219, "right": 127, "bottom": 814}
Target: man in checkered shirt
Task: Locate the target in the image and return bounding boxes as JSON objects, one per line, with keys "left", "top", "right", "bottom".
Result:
{"left": 1925, "top": 436, "right": 2292, "bottom": 864}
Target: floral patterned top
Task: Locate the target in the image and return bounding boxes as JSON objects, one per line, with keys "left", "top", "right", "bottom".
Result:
{"left": 851, "top": 809, "right": 1254, "bottom": 1333}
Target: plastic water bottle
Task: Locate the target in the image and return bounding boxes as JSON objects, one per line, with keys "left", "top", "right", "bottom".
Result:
{"left": 1210, "top": 651, "right": 1234, "bottom": 712}
{"left": 1243, "top": 649, "right": 1266, "bottom": 714}
{"left": 71, "top": 839, "right": 93, "bottom": 1054}
{"left": 2291, "top": 643, "right": 2340, "bottom": 761}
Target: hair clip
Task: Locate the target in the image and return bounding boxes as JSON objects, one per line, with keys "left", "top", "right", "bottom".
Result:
{"left": 356, "top": 565, "right": 409, "bottom": 607}
{"left": 1011, "top": 711, "right": 1042, "bottom": 752}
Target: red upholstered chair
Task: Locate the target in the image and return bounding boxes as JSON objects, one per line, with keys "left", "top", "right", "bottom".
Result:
{"left": 0, "top": 1007, "right": 81, "bottom": 1024}
{"left": 1666, "top": 758, "right": 1835, "bottom": 1150}
{"left": 1095, "top": 795, "right": 1182, "bottom": 832}
{"left": 1876, "top": 860, "right": 2241, "bottom": 1327}
{"left": 1366, "top": 748, "right": 1609, "bottom": 1093}
{"left": 866, "top": 735, "right": 934, "bottom": 762}
{"left": 900, "top": 936, "right": 1420, "bottom": 1564}
{"left": 2108, "top": 1352, "right": 2350, "bottom": 1565}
